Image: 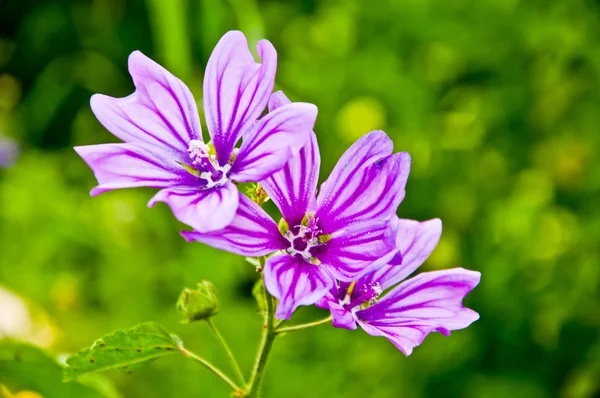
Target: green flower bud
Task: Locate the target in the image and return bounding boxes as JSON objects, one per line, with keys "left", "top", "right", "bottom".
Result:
{"left": 176, "top": 281, "right": 219, "bottom": 322}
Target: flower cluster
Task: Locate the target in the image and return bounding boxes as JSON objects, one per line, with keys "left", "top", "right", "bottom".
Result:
{"left": 77, "top": 30, "right": 479, "bottom": 355}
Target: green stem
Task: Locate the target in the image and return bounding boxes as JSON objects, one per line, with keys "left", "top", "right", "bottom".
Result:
{"left": 206, "top": 318, "right": 246, "bottom": 385}
{"left": 179, "top": 346, "right": 242, "bottom": 393}
{"left": 274, "top": 315, "right": 333, "bottom": 335}
{"left": 274, "top": 319, "right": 286, "bottom": 329}
{"left": 245, "top": 258, "right": 277, "bottom": 397}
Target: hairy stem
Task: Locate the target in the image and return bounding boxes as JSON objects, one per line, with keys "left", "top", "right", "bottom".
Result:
{"left": 206, "top": 318, "right": 246, "bottom": 386}
{"left": 274, "top": 315, "right": 333, "bottom": 335}
{"left": 178, "top": 346, "right": 242, "bottom": 393}
{"left": 245, "top": 257, "right": 277, "bottom": 397}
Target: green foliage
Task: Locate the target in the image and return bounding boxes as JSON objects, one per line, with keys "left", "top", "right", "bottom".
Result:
{"left": 63, "top": 323, "right": 180, "bottom": 381}
{"left": 1, "top": 0, "right": 600, "bottom": 397}
{"left": 177, "top": 281, "right": 220, "bottom": 322}
{"left": 0, "top": 340, "right": 113, "bottom": 398}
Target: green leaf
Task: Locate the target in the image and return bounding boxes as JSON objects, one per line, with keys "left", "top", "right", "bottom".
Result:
{"left": 0, "top": 340, "right": 113, "bottom": 398}
{"left": 63, "top": 322, "right": 181, "bottom": 382}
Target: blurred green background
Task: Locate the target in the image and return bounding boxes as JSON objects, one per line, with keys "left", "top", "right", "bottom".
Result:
{"left": 1, "top": 0, "right": 600, "bottom": 397}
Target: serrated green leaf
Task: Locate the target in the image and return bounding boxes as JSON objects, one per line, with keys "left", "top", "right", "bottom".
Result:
{"left": 0, "top": 340, "right": 113, "bottom": 398}
{"left": 63, "top": 322, "right": 181, "bottom": 381}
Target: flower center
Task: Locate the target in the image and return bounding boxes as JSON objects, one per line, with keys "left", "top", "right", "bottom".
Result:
{"left": 339, "top": 281, "right": 383, "bottom": 313}
{"left": 186, "top": 140, "right": 234, "bottom": 189}
{"left": 284, "top": 224, "right": 321, "bottom": 263}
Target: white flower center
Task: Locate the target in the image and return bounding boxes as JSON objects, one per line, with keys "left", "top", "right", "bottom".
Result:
{"left": 187, "top": 140, "right": 232, "bottom": 189}
{"left": 187, "top": 140, "right": 211, "bottom": 161}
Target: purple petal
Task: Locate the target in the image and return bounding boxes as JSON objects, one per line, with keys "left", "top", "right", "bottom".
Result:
{"left": 328, "top": 302, "right": 358, "bottom": 330}
{"left": 267, "top": 90, "right": 291, "bottom": 111}
{"left": 203, "top": 31, "right": 277, "bottom": 163}
{"left": 148, "top": 182, "right": 238, "bottom": 232}
{"left": 361, "top": 218, "right": 443, "bottom": 290}
{"left": 74, "top": 143, "right": 189, "bottom": 195}
{"left": 260, "top": 93, "right": 320, "bottom": 226}
{"left": 182, "top": 194, "right": 286, "bottom": 256}
{"left": 263, "top": 254, "right": 335, "bottom": 320}
{"left": 313, "top": 218, "right": 399, "bottom": 281}
{"left": 357, "top": 321, "right": 434, "bottom": 356}
{"left": 316, "top": 131, "right": 411, "bottom": 233}
{"left": 91, "top": 51, "right": 201, "bottom": 153}
{"left": 356, "top": 268, "right": 480, "bottom": 355}
{"left": 231, "top": 102, "right": 317, "bottom": 182}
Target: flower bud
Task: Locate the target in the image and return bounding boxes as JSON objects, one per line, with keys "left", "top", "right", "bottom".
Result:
{"left": 176, "top": 281, "right": 219, "bottom": 322}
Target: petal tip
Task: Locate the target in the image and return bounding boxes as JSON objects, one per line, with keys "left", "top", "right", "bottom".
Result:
{"left": 89, "top": 186, "right": 104, "bottom": 196}
{"left": 127, "top": 50, "right": 150, "bottom": 69}
{"left": 256, "top": 38, "right": 277, "bottom": 59}
{"left": 180, "top": 230, "right": 195, "bottom": 242}
{"left": 89, "top": 93, "right": 111, "bottom": 114}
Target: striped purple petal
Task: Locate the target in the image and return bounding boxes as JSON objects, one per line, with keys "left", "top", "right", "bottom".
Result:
{"left": 360, "top": 218, "right": 443, "bottom": 290}
{"left": 260, "top": 93, "right": 320, "bottom": 226}
{"left": 329, "top": 301, "right": 358, "bottom": 330}
{"left": 356, "top": 268, "right": 480, "bottom": 355}
{"left": 203, "top": 31, "right": 277, "bottom": 163}
{"left": 181, "top": 194, "right": 286, "bottom": 256}
{"left": 263, "top": 254, "right": 335, "bottom": 320}
{"left": 74, "top": 143, "right": 190, "bottom": 195}
{"left": 90, "top": 51, "right": 202, "bottom": 154}
{"left": 316, "top": 131, "right": 411, "bottom": 233}
{"left": 231, "top": 102, "right": 317, "bottom": 182}
{"left": 312, "top": 218, "right": 399, "bottom": 281}
{"left": 148, "top": 182, "right": 239, "bottom": 232}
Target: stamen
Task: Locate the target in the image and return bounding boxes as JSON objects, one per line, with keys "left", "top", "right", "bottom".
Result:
{"left": 341, "top": 282, "right": 383, "bottom": 313}
{"left": 185, "top": 140, "right": 232, "bottom": 189}
{"left": 187, "top": 140, "right": 210, "bottom": 165}
{"left": 282, "top": 215, "right": 324, "bottom": 263}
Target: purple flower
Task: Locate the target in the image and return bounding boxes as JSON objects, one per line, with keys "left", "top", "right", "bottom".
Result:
{"left": 316, "top": 218, "right": 480, "bottom": 355}
{"left": 0, "top": 136, "right": 19, "bottom": 169}
{"left": 184, "top": 92, "right": 411, "bottom": 319}
{"left": 75, "top": 31, "right": 317, "bottom": 232}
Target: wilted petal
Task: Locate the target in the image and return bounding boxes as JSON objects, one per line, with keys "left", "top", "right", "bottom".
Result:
{"left": 361, "top": 218, "right": 443, "bottom": 290}
{"left": 182, "top": 194, "right": 286, "bottom": 256}
{"left": 203, "top": 31, "right": 277, "bottom": 163}
{"left": 356, "top": 268, "right": 480, "bottom": 355}
{"left": 91, "top": 51, "right": 201, "bottom": 153}
{"left": 316, "top": 131, "right": 411, "bottom": 232}
{"left": 75, "top": 143, "right": 189, "bottom": 195}
{"left": 148, "top": 182, "right": 238, "bottom": 232}
{"left": 231, "top": 102, "right": 317, "bottom": 182}
{"left": 263, "top": 254, "right": 334, "bottom": 320}
{"left": 313, "top": 218, "right": 398, "bottom": 281}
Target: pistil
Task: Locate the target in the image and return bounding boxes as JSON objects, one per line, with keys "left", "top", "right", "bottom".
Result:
{"left": 186, "top": 140, "right": 232, "bottom": 189}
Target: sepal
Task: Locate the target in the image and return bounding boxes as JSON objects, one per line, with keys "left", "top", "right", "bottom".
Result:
{"left": 177, "top": 281, "right": 220, "bottom": 323}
